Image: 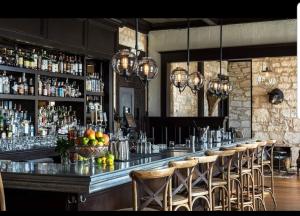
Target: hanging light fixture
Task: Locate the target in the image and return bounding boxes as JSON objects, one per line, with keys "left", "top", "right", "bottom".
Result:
{"left": 112, "top": 19, "right": 140, "bottom": 79}
{"left": 207, "top": 19, "right": 232, "bottom": 99}
{"left": 187, "top": 20, "right": 204, "bottom": 95}
{"left": 257, "top": 57, "right": 277, "bottom": 92}
{"left": 170, "top": 19, "right": 191, "bottom": 94}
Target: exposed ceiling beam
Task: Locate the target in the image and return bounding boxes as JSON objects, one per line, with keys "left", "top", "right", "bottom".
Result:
{"left": 199, "top": 18, "right": 217, "bottom": 26}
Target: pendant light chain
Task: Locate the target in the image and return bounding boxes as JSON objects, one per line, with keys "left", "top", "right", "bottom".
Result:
{"left": 187, "top": 18, "right": 190, "bottom": 74}
{"left": 135, "top": 18, "right": 139, "bottom": 57}
{"left": 219, "top": 19, "right": 223, "bottom": 75}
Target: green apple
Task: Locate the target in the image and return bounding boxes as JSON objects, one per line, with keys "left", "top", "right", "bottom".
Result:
{"left": 107, "top": 154, "right": 114, "bottom": 161}
{"left": 82, "top": 137, "right": 89, "bottom": 145}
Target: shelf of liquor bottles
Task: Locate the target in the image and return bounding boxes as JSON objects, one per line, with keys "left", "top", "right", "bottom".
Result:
{"left": 0, "top": 37, "right": 108, "bottom": 139}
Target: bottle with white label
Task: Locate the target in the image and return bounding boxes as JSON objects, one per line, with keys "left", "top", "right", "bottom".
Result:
{"left": 0, "top": 73, "right": 3, "bottom": 94}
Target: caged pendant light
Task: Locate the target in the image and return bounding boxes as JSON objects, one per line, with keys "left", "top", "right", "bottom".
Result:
{"left": 207, "top": 19, "right": 232, "bottom": 99}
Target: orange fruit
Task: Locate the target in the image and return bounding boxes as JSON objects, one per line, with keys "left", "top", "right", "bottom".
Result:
{"left": 102, "top": 134, "right": 110, "bottom": 145}
{"left": 95, "top": 131, "right": 103, "bottom": 139}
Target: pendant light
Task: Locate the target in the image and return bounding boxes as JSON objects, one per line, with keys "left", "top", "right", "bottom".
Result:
{"left": 207, "top": 19, "right": 232, "bottom": 99}
{"left": 187, "top": 20, "right": 204, "bottom": 94}
{"left": 112, "top": 20, "right": 139, "bottom": 79}
{"left": 257, "top": 57, "right": 277, "bottom": 92}
{"left": 170, "top": 19, "right": 190, "bottom": 94}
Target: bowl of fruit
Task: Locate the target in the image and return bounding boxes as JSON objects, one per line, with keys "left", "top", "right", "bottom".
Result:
{"left": 73, "top": 128, "right": 110, "bottom": 163}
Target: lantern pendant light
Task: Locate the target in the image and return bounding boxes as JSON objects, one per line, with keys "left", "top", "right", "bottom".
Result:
{"left": 257, "top": 57, "right": 277, "bottom": 92}
{"left": 187, "top": 19, "right": 204, "bottom": 95}
{"left": 207, "top": 19, "right": 232, "bottom": 99}
{"left": 112, "top": 19, "right": 139, "bottom": 79}
{"left": 170, "top": 19, "right": 191, "bottom": 94}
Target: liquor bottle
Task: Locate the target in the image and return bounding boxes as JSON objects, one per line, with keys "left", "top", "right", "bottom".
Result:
{"left": 15, "top": 46, "right": 19, "bottom": 67}
{"left": 9, "top": 75, "right": 15, "bottom": 94}
{"left": 37, "top": 49, "right": 42, "bottom": 70}
{"left": 42, "top": 79, "right": 48, "bottom": 96}
{"left": 22, "top": 73, "right": 29, "bottom": 95}
{"left": 66, "top": 56, "right": 71, "bottom": 74}
{"left": 38, "top": 75, "right": 42, "bottom": 95}
{"left": 29, "top": 50, "right": 34, "bottom": 69}
{"left": 74, "top": 56, "right": 78, "bottom": 76}
{"left": 17, "top": 77, "right": 24, "bottom": 95}
{"left": 58, "top": 53, "right": 64, "bottom": 73}
{"left": 48, "top": 54, "right": 53, "bottom": 72}
{"left": 41, "top": 50, "right": 48, "bottom": 71}
{"left": 0, "top": 72, "right": 3, "bottom": 94}
{"left": 51, "top": 79, "right": 56, "bottom": 97}
{"left": 78, "top": 56, "right": 82, "bottom": 76}
{"left": 18, "top": 49, "right": 24, "bottom": 68}
{"left": 63, "top": 54, "right": 67, "bottom": 73}
{"left": 32, "top": 49, "right": 38, "bottom": 69}
{"left": 23, "top": 51, "right": 30, "bottom": 69}
{"left": 52, "top": 55, "right": 58, "bottom": 73}
{"left": 29, "top": 78, "right": 34, "bottom": 95}
{"left": 2, "top": 71, "right": 10, "bottom": 94}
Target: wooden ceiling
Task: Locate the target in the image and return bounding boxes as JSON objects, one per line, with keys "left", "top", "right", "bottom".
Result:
{"left": 119, "top": 18, "right": 292, "bottom": 34}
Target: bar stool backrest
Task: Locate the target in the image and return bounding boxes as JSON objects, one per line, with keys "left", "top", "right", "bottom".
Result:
{"left": 205, "top": 150, "right": 236, "bottom": 181}
{"left": 130, "top": 167, "right": 175, "bottom": 211}
{"left": 0, "top": 173, "right": 5, "bottom": 211}
{"left": 186, "top": 155, "right": 218, "bottom": 190}
{"left": 265, "top": 140, "right": 277, "bottom": 165}
{"left": 255, "top": 141, "right": 267, "bottom": 165}
{"left": 168, "top": 160, "right": 198, "bottom": 200}
{"left": 237, "top": 143, "right": 259, "bottom": 169}
{"left": 220, "top": 146, "right": 247, "bottom": 173}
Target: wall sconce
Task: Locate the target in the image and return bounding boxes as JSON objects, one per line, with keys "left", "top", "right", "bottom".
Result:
{"left": 268, "top": 88, "right": 284, "bottom": 105}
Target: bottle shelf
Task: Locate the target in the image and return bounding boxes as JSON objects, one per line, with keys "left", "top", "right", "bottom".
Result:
{"left": 86, "top": 91, "right": 104, "bottom": 96}
{"left": 0, "top": 94, "right": 36, "bottom": 100}
{"left": 0, "top": 65, "right": 85, "bottom": 80}
{"left": 37, "top": 96, "right": 84, "bottom": 102}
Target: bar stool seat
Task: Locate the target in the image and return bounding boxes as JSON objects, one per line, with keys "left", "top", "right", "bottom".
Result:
{"left": 191, "top": 187, "right": 209, "bottom": 196}
{"left": 211, "top": 178, "right": 227, "bottom": 186}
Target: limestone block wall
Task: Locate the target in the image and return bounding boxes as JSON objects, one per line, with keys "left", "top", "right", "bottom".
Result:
{"left": 252, "top": 56, "right": 299, "bottom": 166}
{"left": 228, "top": 61, "right": 252, "bottom": 138}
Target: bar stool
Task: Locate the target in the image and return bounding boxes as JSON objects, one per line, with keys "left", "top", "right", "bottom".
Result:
{"left": 125, "top": 167, "right": 175, "bottom": 211}
{"left": 168, "top": 159, "right": 198, "bottom": 211}
{"left": 237, "top": 143, "right": 258, "bottom": 211}
{"left": 263, "top": 139, "right": 277, "bottom": 209}
{"left": 0, "top": 173, "right": 5, "bottom": 211}
{"left": 205, "top": 150, "right": 236, "bottom": 211}
{"left": 220, "top": 146, "right": 247, "bottom": 211}
{"left": 252, "top": 141, "right": 267, "bottom": 210}
{"left": 186, "top": 155, "right": 218, "bottom": 211}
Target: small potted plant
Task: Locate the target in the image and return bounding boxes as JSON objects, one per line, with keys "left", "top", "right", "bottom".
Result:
{"left": 55, "top": 138, "right": 74, "bottom": 165}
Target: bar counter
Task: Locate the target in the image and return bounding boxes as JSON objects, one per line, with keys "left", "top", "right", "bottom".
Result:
{"left": 0, "top": 138, "right": 252, "bottom": 210}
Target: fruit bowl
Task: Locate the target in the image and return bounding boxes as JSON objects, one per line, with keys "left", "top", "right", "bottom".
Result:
{"left": 73, "top": 146, "right": 109, "bottom": 159}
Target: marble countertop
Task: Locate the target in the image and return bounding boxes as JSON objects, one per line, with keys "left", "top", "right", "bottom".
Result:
{"left": 0, "top": 139, "right": 253, "bottom": 194}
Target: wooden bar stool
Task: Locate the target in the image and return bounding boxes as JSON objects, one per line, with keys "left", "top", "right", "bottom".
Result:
{"left": 205, "top": 150, "right": 236, "bottom": 211}
{"left": 124, "top": 167, "right": 175, "bottom": 211}
{"left": 186, "top": 155, "right": 218, "bottom": 211}
{"left": 168, "top": 159, "right": 198, "bottom": 211}
{"left": 220, "top": 146, "right": 247, "bottom": 211}
{"left": 263, "top": 139, "right": 277, "bottom": 209}
{"left": 253, "top": 141, "right": 268, "bottom": 210}
{"left": 237, "top": 143, "right": 258, "bottom": 211}
{"left": 0, "top": 173, "right": 5, "bottom": 211}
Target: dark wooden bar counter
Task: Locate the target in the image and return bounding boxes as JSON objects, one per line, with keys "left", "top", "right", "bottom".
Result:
{"left": 0, "top": 139, "right": 252, "bottom": 210}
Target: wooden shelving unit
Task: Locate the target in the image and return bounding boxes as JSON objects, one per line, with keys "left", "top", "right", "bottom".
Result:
{"left": 0, "top": 54, "right": 108, "bottom": 135}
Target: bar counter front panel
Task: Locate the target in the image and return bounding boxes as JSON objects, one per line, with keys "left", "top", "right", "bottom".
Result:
{"left": 1, "top": 139, "right": 252, "bottom": 210}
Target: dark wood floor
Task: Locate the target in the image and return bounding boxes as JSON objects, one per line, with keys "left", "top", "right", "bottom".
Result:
{"left": 265, "top": 175, "right": 300, "bottom": 211}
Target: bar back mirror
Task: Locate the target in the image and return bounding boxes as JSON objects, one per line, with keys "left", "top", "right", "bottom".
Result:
{"left": 166, "top": 60, "right": 252, "bottom": 138}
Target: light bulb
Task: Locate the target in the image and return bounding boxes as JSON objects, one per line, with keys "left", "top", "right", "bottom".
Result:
{"left": 144, "top": 63, "right": 150, "bottom": 76}
{"left": 120, "top": 56, "right": 129, "bottom": 70}
{"left": 194, "top": 77, "right": 200, "bottom": 85}
{"left": 178, "top": 73, "right": 182, "bottom": 82}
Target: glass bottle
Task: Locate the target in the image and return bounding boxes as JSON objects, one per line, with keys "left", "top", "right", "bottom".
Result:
{"left": 29, "top": 78, "right": 34, "bottom": 95}
{"left": 41, "top": 50, "right": 48, "bottom": 71}
{"left": 0, "top": 72, "right": 3, "bottom": 94}
{"left": 78, "top": 56, "right": 83, "bottom": 76}
{"left": 38, "top": 75, "right": 42, "bottom": 95}
{"left": 17, "top": 77, "right": 24, "bottom": 95}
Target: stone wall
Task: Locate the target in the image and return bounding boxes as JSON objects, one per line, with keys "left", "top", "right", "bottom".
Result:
{"left": 228, "top": 61, "right": 252, "bottom": 138}
{"left": 203, "top": 61, "right": 228, "bottom": 116}
{"left": 119, "top": 27, "right": 147, "bottom": 51}
{"left": 169, "top": 62, "right": 198, "bottom": 117}
{"left": 252, "top": 56, "right": 299, "bottom": 166}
